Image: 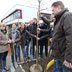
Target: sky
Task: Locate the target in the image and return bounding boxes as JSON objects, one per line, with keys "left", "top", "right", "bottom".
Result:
{"left": 0, "top": 0, "right": 72, "bottom": 21}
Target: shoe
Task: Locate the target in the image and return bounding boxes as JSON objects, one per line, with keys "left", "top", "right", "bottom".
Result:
{"left": 0, "top": 69, "right": 2, "bottom": 72}
{"left": 2, "top": 68, "right": 6, "bottom": 72}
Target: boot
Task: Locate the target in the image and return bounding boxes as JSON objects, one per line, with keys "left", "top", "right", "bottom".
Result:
{"left": 2, "top": 61, "right": 6, "bottom": 69}
{"left": 2, "top": 68, "right": 6, "bottom": 72}
{"left": 2, "top": 61, "right": 6, "bottom": 72}
{"left": 0, "top": 64, "right": 2, "bottom": 72}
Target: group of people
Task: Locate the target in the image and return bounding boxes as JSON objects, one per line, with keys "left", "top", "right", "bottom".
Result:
{"left": 0, "top": 16, "right": 51, "bottom": 72}
{"left": 0, "top": 1, "right": 72, "bottom": 72}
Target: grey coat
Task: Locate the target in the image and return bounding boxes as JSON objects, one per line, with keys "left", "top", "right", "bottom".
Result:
{"left": 0, "top": 30, "right": 8, "bottom": 53}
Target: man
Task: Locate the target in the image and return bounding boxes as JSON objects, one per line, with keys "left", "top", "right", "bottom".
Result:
{"left": 51, "top": 1, "right": 72, "bottom": 72}
{"left": 31, "top": 18, "right": 37, "bottom": 58}
{"left": 38, "top": 19, "right": 51, "bottom": 58}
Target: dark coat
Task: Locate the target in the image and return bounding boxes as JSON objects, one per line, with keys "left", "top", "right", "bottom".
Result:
{"left": 51, "top": 9, "right": 72, "bottom": 63}
{"left": 40, "top": 16, "right": 52, "bottom": 38}
{"left": 39, "top": 23, "right": 51, "bottom": 45}
{"left": 31, "top": 22, "right": 37, "bottom": 45}
{"left": 26, "top": 25, "right": 32, "bottom": 41}
{"left": 19, "top": 28, "right": 27, "bottom": 48}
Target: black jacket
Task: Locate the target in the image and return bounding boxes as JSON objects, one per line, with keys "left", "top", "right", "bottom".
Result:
{"left": 19, "top": 28, "right": 27, "bottom": 48}
{"left": 51, "top": 9, "right": 72, "bottom": 63}
{"left": 31, "top": 22, "right": 37, "bottom": 45}
{"left": 39, "top": 23, "right": 51, "bottom": 45}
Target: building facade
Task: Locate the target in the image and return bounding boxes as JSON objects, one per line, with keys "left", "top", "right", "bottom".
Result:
{"left": 1, "top": 4, "right": 38, "bottom": 25}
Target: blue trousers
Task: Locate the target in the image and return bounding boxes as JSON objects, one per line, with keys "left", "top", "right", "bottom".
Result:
{"left": 53, "top": 59, "right": 63, "bottom": 72}
{"left": 24, "top": 45, "right": 29, "bottom": 58}
{"left": 53, "top": 59, "right": 72, "bottom": 72}
{"left": 12, "top": 45, "right": 20, "bottom": 63}
{"left": 63, "top": 65, "right": 72, "bottom": 72}
{"left": 0, "top": 51, "right": 8, "bottom": 68}
{"left": 24, "top": 40, "right": 30, "bottom": 58}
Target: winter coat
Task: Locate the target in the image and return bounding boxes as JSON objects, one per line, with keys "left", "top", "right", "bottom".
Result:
{"left": 39, "top": 23, "right": 51, "bottom": 45}
{"left": 41, "top": 16, "right": 52, "bottom": 38}
{"left": 19, "top": 28, "right": 27, "bottom": 48}
{"left": 9, "top": 29, "right": 20, "bottom": 48}
{"left": 31, "top": 22, "right": 37, "bottom": 45}
{"left": 51, "top": 9, "right": 72, "bottom": 63}
{"left": 0, "top": 30, "right": 8, "bottom": 53}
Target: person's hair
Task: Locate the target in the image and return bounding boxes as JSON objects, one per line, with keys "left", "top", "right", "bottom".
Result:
{"left": 52, "top": 1, "right": 65, "bottom": 9}
{"left": 0, "top": 23, "right": 6, "bottom": 27}
{"left": 0, "top": 23, "right": 2, "bottom": 27}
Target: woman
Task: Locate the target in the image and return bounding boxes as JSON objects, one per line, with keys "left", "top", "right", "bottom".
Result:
{"left": 19, "top": 23, "right": 28, "bottom": 60}
{"left": 9, "top": 23, "right": 20, "bottom": 67}
{"left": 0, "top": 23, "right": 10, "bottom": 72}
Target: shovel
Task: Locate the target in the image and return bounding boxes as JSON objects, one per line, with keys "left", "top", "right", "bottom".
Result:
{"left": 6, "top": 43, "right": 12, "bottom": 70}
{"left": 44, "top": 38, "right": 54, "bottom": 72}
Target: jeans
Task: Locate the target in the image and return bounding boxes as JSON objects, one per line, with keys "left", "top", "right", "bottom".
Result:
{"left": 0, "top": 52, "right": 8, "bottom": 69}
{"left": 53, "top": 59, "right": 63, "bottom": 72}
{"left": 21, "top": 46, "right": 28, "bottom": 59}
{"left": 15, "top": 46, "right": 20, "bottom": 61}
{"left": 53, "top": 59, "right": 72, "bottom": 72}
{"left": 24, "top": 45, "right": 29, "bottom": 59}
{"left": 63, "top": 65, "right": 72, "bottom": 72}
{"left": 12, "top": 45, "right": 20, "bottom": 63}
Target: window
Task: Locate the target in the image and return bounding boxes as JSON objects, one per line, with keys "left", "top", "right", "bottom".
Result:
{"left": 1, "top": 9, "right": 22, "bottom": 23}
